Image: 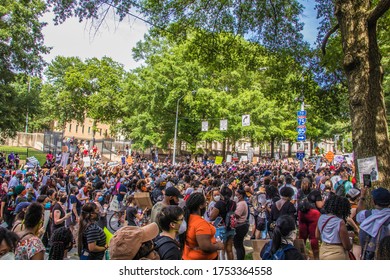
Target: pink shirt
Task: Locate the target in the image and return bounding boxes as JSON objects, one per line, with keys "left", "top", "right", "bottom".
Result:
{"left": 235, "top": 200, "right": 248, "bottom": 225}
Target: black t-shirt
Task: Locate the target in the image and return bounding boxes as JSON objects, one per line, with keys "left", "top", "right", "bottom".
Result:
{"left": 214, "top": 199, "right": 236, "bottom": 220}
{"left": 51, "top": 203, "right": 65, "bottom": 231}
{"left": 126, "top": 206, "right": 138, "bottom": 227}
{"left": 270, "top": 200, "right": 296, "bottom": 222}
{"left": 154, "top": 235, "right": 181, "bottom": 260}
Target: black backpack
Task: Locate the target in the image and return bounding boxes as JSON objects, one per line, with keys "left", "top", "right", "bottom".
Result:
{"left": 359, "top": 210, "right": 390, "bottom": 260}
{"left": 335, "top": 180, "right": 348, "bottom": 197}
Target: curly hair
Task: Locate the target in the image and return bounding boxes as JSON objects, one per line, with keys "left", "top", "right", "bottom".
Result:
{"left": 49, "top": 227, "right": 74, "bottom": 260}
{"left": 24, "top": 202, "right": 44, "bottom": 229}
{"left": 0, "top": 227, "right": 19, "bottom": 253}
{"left": 323, "top": 194, "right": 351, "bottom": 220}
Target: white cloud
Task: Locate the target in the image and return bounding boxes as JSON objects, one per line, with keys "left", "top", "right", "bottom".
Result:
{"left": 41, "top": 11, "right": 150, "bottom": 71}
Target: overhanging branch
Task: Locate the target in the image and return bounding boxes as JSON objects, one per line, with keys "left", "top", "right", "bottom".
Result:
{"left": 321, "top": 24, "right": 339, "bottom": 56}
{"left": 368, "top": 0, "right": 390, "bottom": 25}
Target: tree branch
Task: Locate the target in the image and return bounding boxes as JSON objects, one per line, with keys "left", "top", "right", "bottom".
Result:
{"left": 321, "top": 23, "right": 339, "bottom": 56}
{"left": 368, "top": 0, "right": 390, "bottom": 25}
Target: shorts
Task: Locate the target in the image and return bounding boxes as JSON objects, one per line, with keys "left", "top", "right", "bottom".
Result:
{"left": 215, "top": 226, "right": 236, "bottom": 242}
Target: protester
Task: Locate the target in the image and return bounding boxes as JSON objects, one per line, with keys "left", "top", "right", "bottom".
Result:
{"left": 48, "top": 227, "right": 74, "bottom": 260}
{"left": 316, "top": 194, "right": 352, "bottom": 260}
{"left": 77, "top": 202, "right": 107, "bottom": 260}
{"left": 14, "top": 202, "right": 45, "bottom": 260}
{"left": 109, "top": 222, "right": 160, "bottom": 260}
{"left": 260, "top": 215, "right": 305, "bottom": 260}
{"left": 233, "top": 188, "right": 249, "bottom": 260}
{"left": 0, "top": 227, "right": 19, "bottom": 260}
{"left": 155, "top": 205, "right": 184, "bottom": 260}
{"left": 181, "top": 192, "right": 224, "bottom": 260}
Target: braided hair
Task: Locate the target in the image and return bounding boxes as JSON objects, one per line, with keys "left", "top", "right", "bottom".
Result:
{"left": 323, "top": 194, "right": 351, "bottom": 221}
{"left": 77, "top": 202, "right": 98, "bottom": 257}
{"left": 179, "top": 193, "right": 206, "bottom": 252}
{"left": 49, "top": 227, "right": 74, "bottom": 260}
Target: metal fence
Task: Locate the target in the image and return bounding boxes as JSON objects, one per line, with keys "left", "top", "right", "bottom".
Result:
{"left": 43, "top": 131, "right": 63, "bottom": 155}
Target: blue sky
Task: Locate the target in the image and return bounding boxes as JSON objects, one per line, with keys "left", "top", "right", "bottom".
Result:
{"left": 42, "top": 2, "right": 319, "bottom": 71}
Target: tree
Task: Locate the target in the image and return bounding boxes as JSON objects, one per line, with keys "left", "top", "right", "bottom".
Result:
{"left": 0, "top": 0, "right": 49, "bottom": 140}
{"left": 317, "top": 0, "right": 390, "bottom": 185}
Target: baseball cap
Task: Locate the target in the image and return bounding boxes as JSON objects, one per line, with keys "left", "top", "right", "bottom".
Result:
{"left": 109, "top": 222, "right": 159, "bottom": 260}
{"left": 165, "top": 187, "right": 183, "bottom": 198}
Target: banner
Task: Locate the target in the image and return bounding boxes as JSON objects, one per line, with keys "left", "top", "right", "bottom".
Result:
{"left": 226, "top": 155, "right": 232, "bottom": 163}
{"left": 60, "top": 152, "right": 69, "bottom": 168}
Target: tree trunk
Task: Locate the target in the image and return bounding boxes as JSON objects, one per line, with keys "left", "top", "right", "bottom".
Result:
{"left": 336, "top": 0, "right": 390, "bottom": 187}
{"left": 222, "top": 138, "right": 226, "bottom": 159}
{"left": 270, "top": 137, "right": 275, "bottom": 159}
{"left": 288, "top": 141, "right": 292, "bottom": 157}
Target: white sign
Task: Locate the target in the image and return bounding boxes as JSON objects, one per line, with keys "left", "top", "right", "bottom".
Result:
{"left": 83, "top": 156, "right": 91, "bottom": 167}
{"left": 220, "top": 119, "right": 228, "bottom": 131}
{"left": 60, "top": 152, "right": 69, "bottom": 168}
{"left": 242, "top": 115, "right": 250, "bottom": 126}
{"left": 201, "top": 121, "right": 209, "bottom": 132}
{"left": 226, "top": 155, "right": 232, "bottom": 163}
{"left": 334, "top": 155, "right": 345, "bottom": 163}
{"left": 240, "top": 155, "right": 248, "bottom": 162}
{"left": 357, "top": 156, "right": 379, "bottom": 183}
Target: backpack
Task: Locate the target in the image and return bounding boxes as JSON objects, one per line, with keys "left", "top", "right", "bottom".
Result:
{"left": 359, "top": 210, "right": 390, "bottom": 260}
{"left": 225, "top": 200, "right": 237, "bottom": 230}
{"left": 255, "top": 208, "right": 267, "bottom": 231}
{"left": 261, "top": 240, "right": 294, "bottom": 260}
{"left": 335, "top": 180, "right": 348, "bottom": 197}
{"left": 154, "top": 236, "right": 180, "bottom": 260}
{"left": 298, "top": 193, "right": 312, "bottom": 213}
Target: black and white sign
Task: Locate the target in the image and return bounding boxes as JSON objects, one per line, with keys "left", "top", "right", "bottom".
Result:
{"left": 242, "top": 115, "right": 250, "bottom": 126}
{"left": 220, "top": 119, "right": 228, "bottom": 131}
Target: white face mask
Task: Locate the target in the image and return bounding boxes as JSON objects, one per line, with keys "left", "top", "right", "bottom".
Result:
{"left": 178, "top": 220, "right": 187, "bottom": 235}
{"left": 0, "top": 252, "right": 15, "bottom": 260}
{"left": 233, "top": 196, "right": 239, "bottom": 203}
{"left": 214, "top": 195, "right": 221, "bottom": 202}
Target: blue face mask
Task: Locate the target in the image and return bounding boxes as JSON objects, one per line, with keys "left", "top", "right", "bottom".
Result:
{"left": 44, "top": 202, "right": 51, "bottom": 209}
{"left": 98, "top": 197, "right": 103, "bottom": 202}
{"left": 7, "top": 192, "right": 13, "bottom": 196}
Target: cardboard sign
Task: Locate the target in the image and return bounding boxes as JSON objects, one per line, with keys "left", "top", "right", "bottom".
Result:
{"left": 126, "top": 156, "right": 133, "bottom": 164}
{"left": 252, "top": 156, "right": 259, "bottom": 164}
{"left": 134, "top": 192, "right": 153, "bottom": 210}
{"left": 215, "top": 156, "right": 223, "bottom": 165}
{"left": 226, "top": 155, "right": 232, "bottom": 163}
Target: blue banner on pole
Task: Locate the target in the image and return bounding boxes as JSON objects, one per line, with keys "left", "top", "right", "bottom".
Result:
{"left": 296, "top": 152, "right": 305, "bottom": 160}
{"left": 297, "top": 110, "right": 307, "bottom": 117}
{"left": 297, "top": 135, "right": 306, "bottom": 141}
{"left": 297, "top": 118, "right": 307, "bottom": 126}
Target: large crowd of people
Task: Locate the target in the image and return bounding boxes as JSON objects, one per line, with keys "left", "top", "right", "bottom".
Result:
{"left": 0, "top": 144, "right": 389, "bottom": 260}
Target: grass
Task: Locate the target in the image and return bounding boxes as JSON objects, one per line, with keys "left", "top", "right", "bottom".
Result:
{"left": 0, "top": 146, "right": 46, "bottom": 167}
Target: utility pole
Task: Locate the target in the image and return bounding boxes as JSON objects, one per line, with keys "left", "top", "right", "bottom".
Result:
{"left": 25, "top": 76, "right": 31, "bottom": 133}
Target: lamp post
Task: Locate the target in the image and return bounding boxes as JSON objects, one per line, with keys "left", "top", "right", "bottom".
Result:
{"left": 172, "top": 95, "right": 185, "bottom": 165}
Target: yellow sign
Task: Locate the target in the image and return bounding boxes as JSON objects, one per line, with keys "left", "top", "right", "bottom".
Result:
{"left": 325, "top": 151, "right": 335, "bottom": 162}
{"left": 215, "top": 156, "right": 223, "bottom": 165}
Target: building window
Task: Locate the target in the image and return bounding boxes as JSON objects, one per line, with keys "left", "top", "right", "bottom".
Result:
{"left": 304, "top": 143, "right": 309, "bottom": 150}
{"left": 75, "top": 125, "right": 79, "bottom": 133}
{"left": 105, "top": 129, "right": 107, "bottom": 137}
{"left": 82, "top": 126, "right": 85, "bottom": 134}
{"left": 68, "top": 124, "right": 72, "bottom": 132}
{"left": 99, "top": 128, "right": 102, "bottom": 136}
{"left": 88, "top": 127, "right": 91, "bottom": 134}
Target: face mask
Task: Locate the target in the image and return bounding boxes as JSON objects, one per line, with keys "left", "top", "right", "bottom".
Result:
{"left": 233, "top": 196, "right": 239, "bottom": 203}
{"left": 60, "top": 197, "right": 67, "bottom": 204}
{"left": 178, "top": 220, "right": 187, "bottom": 235}
{"left": 214, "top": 195, "right": 221, "bottom": 202}
{"left": 44, "top": 202, "right": 51, "bottom": 209}
{"left": 98, "top": 196, "right": 103, "bottom": 202}
{"left": 7, "top": 192, "right": 13, "bottom": 196}
{"left": 0, "top": 252, "right": 15, "bottom": 260}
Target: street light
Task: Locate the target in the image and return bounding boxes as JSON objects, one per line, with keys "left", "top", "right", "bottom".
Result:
{"left": 172, "top": 91, "right": 196, "bottom": 165}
